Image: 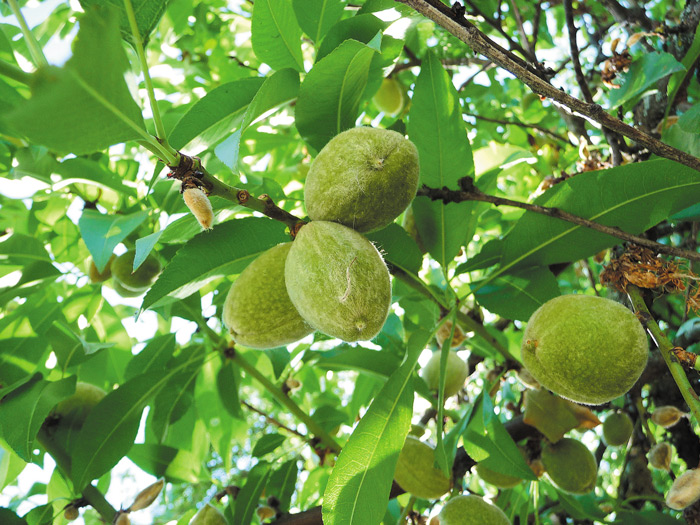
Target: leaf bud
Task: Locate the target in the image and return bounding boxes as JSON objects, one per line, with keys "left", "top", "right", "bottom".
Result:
{"left": 648, "top": 442, "right": 672, "bottom": 470}
{"left": 651, "top": 406, "right": 686, "bottom": 428}
{"left": 63, "top": 506, "right": 79, "bottom": 521}
{"left": 129, "top": 478, "right": 164, "bottom": 511}
{"left": 666, "top": 469, "right": 700, "bottom": 510}
{"left": 183, "top": 187, "right": 214, "bottom": 230}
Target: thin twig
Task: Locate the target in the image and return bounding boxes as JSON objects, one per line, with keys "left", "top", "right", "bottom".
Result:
{"left": 241, "top": 400, "right": 307, "bottom": 440}
{"left": 563, "top": 0, "right": 593, "bottom": 104}
{"left": 397, "top": 0, "right": 700, "bottom": 173}
{"left": 417, "top": 184, "right": 700, "bottom": 263}
{"left": 463, "top": 113, "right": 572, "bottom": 144}
{"left": 463, "top": 0, "right": 534, "bottom": 62}
{"left": 508, "top": 0, "right": 534, "bottom": 58}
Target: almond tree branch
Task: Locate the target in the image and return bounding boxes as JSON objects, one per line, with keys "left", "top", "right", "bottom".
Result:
{"left": 417, "top": 183, "right": 700, "bottom": 263}
{"left": 241, "top": 400, "right": 307, "bottom": 440}
{"left": 464, "top": 113, "right": 572, "bottom": 144}
{"left": 396, "top": 0, "right": 700, "bottom": 173}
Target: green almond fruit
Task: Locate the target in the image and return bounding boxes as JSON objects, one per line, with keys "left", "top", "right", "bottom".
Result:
{"left": 394, "top": 436, "right": 451, "bottom": 499}
{"left": 112, "top": 279, "right": 146, "bottom": 298}
{"left": 541, "top": 438, "right": 597, "bottom": 494}
{"left": 285, "top": 221, "right": 391, "bottom": 342}
{"left": 190, "top": 503, "right": 227, "bottom": 525}
{"left": 602, "top": 412, "right": 634, "bottom": 446}
{"left": 475, "top": 463, "right": 522, "bottom": 489}
{"left": 373, "top": 78, "right": 405, "bottom": 116}
{"left": 421, "top": 351, "right": 469, "bottom": 397}
{"left": 521, "top": 295, "right": 648, "bottom": 405}
{"left": 88, "top": 254, "right": 115, "bottom": 283}
{"left": 222, "top": 243, "right": 313, "bottom": 349}
{"left": 112, "top": 249, "right": 162, "bottom": 293}
{"left": 437, "top": 495, "right": 510, "bottom": 525}
{"left": 304, "top": 127, "right": 420, "bottom": 233}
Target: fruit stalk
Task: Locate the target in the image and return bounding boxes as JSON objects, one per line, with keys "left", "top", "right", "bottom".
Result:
{"left": 627, "top": 285, "right": 700, "bottom": 425}
{"left": 0, "top": 58, "right": 32, "bottom": 85}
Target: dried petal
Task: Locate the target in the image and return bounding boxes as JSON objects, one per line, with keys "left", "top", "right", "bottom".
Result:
{"left": 667, "top": 469, "right": 700, "bottom": 510}
{"left": 183, "top": 187, "right": 214, "bottom": 230}
{"left": 129, "top": 478, "right": 164, "bottom": 511}
{"left": 115, "top": 513, "right": 131, "bottom": 525}
{"left": 651, "top": 406, "right": 686, "bottom": 428}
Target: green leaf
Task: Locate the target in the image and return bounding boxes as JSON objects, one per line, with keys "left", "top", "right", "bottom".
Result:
{"left": 71, "top": 371, "right": 166, "bottom": 489}
{"left": 0, "top": 446, "right": 28, "bottom": 492}
{"left": 490, "top": 159, "right": 700, "bottom": 277}
{"left": 53, "top": 158, "right": 137, "bottom": 197}
{"left": 262, "top": 347, "right": 291, "bottom": 380}
{"left": 23, "top": 504, "right": 53, "bottom": 525}
{"left": 142, "top": 217, "right": 288, "bottom": 310}
{"left": 296, "top": 38, "right": 380, "bottom": 152}
{"left": 124, "top": 334, "right": 176, "bottom": 381}
{"left": 215, "top": 69, "right": 300, "bottom": 169}
{"left": 216, "top": 359, "right": 243, "bottom": 419}
{"left": 267, "top": 459, "right": 298, "bottom": 513}
{"left": 678, "top": 104, "right": 700, "bottom": 134}
{"left": 473, "top": 266, "right": 560, "bottom": 321}
{"left": 0, "top": 233, "right": 50, "bottom": 265}
{"left": 614, "top": 509, "right": 682, "bottom": 524}
{"left": 6, "top": 7, "right": 146, "bottom": 155}
{"left": 293, "top": 0, "right": 345, "bottom": 43}
{"left": 316, "top": 14, "right": 387, "bottom": 62}
{"left": 251, "top": 433, "right": 286, "bottom": 458}
{"left": 168, "top": 77, "right": 265, "bottom": 151}
{"left": 251, "top": 0, "right": 304, "bottom": 72}
{"left": 308, "top": 345, "right": 403, "bottom": 378}
{"left": 0, "top": 507, "right": 27, "bottom": 525}
{"left": 79, "top": 0, "right": 168, "bottom": 44}
{"left": 322, "top": 331, "right": 429, "bottom": 525}
{"left": 232, "top": 461, "right": 272, "bottom": 525}
{"left": 608, "top": 52, "right": 684, "bottom": 108}
{"left": 78, "top": 209, "right": 149, "bottom": 273}
{"left": 128, "top": 444, "right": 204, "bottom": 483}
{"left": 366, "top": 223, "right": 423, "bottom": 276}
{"left": 407, "top": 52, "right": 476, "bottom": 268}
{"left": 463, "top": 392, "right": 537, "bottom": 481}
{"left": 0, "top": 375, "right": 76, "bottom": 461}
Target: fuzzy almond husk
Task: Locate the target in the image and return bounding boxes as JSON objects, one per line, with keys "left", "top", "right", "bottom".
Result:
{"left": 651, "top": 406, "right": 686, "bottom": 428}
{"left": 394, "top": 436, "right": 451, "bottom": 499}
{"left": 667, "top": 469, "right": 700, "bottom": 510}
{"left": 183, "top": 187, "right": 214, "bottom": 230}
{"left": 648, "top": 442, "right": 672, "bottom": 470}
{"left": 541, "top": 438, "right": 597, "bottom": 494}
{"left": 421, "top": 351, "right": 468, "bottom": 397}
{"left": 437, "top": 495, "right": 510, "bottom": 525}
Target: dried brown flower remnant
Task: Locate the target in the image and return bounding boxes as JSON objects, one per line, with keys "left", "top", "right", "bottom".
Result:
{"left": 667, "top": 469, "right": 700, "bottom": 510}
{"left": 600, "top": 245, "right": 698, "bottom": 312}
{"left": 601, "top": 37, "right": 632, "bottom": 89}
{"left": 651, "top": 405, "right": 687, "bottom": 428}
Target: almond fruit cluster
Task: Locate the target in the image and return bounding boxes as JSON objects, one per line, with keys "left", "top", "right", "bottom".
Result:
{"left": 223, "top": 127, "right": 420, "bottom": 348}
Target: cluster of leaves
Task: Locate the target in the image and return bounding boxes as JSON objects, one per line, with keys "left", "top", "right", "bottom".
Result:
{"left": 1, "top": 0, "right": 700, "bottom": 524}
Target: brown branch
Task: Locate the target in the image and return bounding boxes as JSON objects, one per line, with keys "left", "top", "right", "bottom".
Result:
{"left": 241, "top": 400, "right": 307, "bottom": 440}
{"left": 416, "top": 183, "right": 700, "bottom": 263}
{"left": 464, "top": 113, "right": 572, "bottom": 144}
{"left": 507, "top": 0, "right": 534, "bottom": 58}
{"left": 564, "top": 0, "right": 593, "bottom": 104}
{"left": 396, "top": 0, "right": 700, "bottom": 173}
{"left": 463, "top": 0, "right": 534, "bottom": 62}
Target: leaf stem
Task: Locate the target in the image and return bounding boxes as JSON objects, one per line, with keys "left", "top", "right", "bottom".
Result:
{"left": 626, "top": 285, "right": 700, "bottom": 426}
{"left": 6, "top": 0, "right": 48, "bottom": 69}
{"left": 0, "top": 57, "right": 31, "bottom": 84}
{"left": 396, "top": 495, "right": 416, "bottom": 524}
{"left": 230, "top": 350, "right": 343, "bottom": 454}
{"left": 122, "top": 0, "right": 173, "bottom": 152}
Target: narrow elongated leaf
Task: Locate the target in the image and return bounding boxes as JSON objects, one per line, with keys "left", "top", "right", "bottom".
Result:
{"left": 316, "top": 14, "right": 387, "bottom": 62}
{"left": 0, "top": 234, "right": 50, "bottom": 264}
{"left": 493, "top": 159, "right": 700, "bottom": 277}
{"left": 79, "top": 0, "right": 168, "bottom": 44}
{"left": 267, "top": 459, "right": 298, "bottom": 512}
{"left": 128, "top": 444, "right": 204, "bottom": 483}
{"left": 168, "top": 77, "right": 265, "bottom": 150}
{"left": 473, "top": 266, "right": 560, "bottom": 321}
{"left": 0, "top": 375, "right": 76, "bottom": 461}
{"left": 71, "top": 371, "right": 166, "bottom": 489}
{"left": 252, "top": 433, "right": 286, "bottom": 458}
{"left": 233, "top": 461, "right": 272, "bottom": 525}
{"left": 407, "top": 52, "right": 475, "bottom": 268}
{"left": 215, "top": 69, "right": 300, "bottom": 169}
{"left": 322, "top": 331, "right": 430, "bottom": 525}
{"left": 142, "top": 218, "right": 287, "bottom": 310}
{"left": 53, "top": 158, "right": 137, "bottom": 197}
{"left": 251, "top": 0, "right": 304, "bottom": 72}
{"left": 78, "top": 209, "right": 149, "bottom": 273}
{"left": 6, "top": 7, "right": 146, "bottom": 155}
{"left": 0, "top": 507, "right": 27, "bottom": 525}
{"left": 308, "top": 345, "right": 403, "bottom": 378}
{"left": 296, "top": 38, "right": 379, "bottom": 152}
{"left": 366, "top": 223, "right": 423, "bottom": 276}
{"left": 124, "top": 334, "right": 176, "bottom": 381}
{"left": 216, "top": 359, "right": 243, "bottom": 419}
{"left": 463, "top": 393, "right": 537, "bottom": 481}
{"left": 293, "top": 0, "right": 345, "bottom": 43}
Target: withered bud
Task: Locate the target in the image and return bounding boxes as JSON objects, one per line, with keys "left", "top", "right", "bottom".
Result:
{"left": 429, "top": 517, "right": 440, "bottom": 525}
{"left": 285, "top": 378, "right": 301, "bottom": 391}
{"left": 528, "top": 458, "right": 546, "bottom": 478}
{"left": 115, "top": 512, "right": 131, "bottom": 525}
{"left": 63, "top": 506, "right": 79, "bottom": 521}
{"left": 256, "top": 505, "right": 276, "bottom": 521}
{"left": 183, "top": 187, "right": 214, "bottom": 230}
{"left": 667, "top": 469, "right": 700, "bottom": 510}
{"left": 128, "top": 478, "right": 164, "bottom": 511}
{"left": 648, "top": 442, "right": 673, "bottom": 471}
{"left": 516, "top": 367, "right": 540, "bottom": 389}
{"left": 435, "top": 320, "right": 467, "bottom": 349}
{"left": 651, "top": 406, "right": 686, "bottom": 428}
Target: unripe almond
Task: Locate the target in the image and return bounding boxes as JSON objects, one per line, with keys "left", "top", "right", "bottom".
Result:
{"left": 648, "top": 442, "right": 672, "bottom": 470}
{"left": 183, "top": 187, "right": 214, "bottom": 230}
{"left": 651, "top": 406, "right": 686, "bottom": 428}
{"left": 129, "top": 478, "right": 164, "bottom": 511}
{"left": 394, "top": 436, "right": 451, "bottom": 499}
{"left": 667, "top": 469, "right": 700, "bottom": 510}
{"left": 63, "top": 506, "right": 79, "bottom": 521}
{"left": 420, "top": 351, "right": 468, "bottom": 397}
